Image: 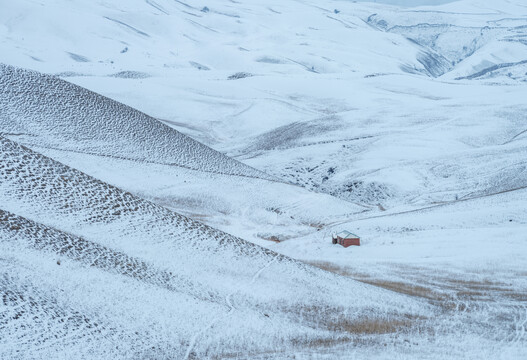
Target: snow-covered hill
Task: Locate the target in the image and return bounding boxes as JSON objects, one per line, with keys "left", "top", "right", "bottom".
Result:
{"left": 0, "top": 63, "right": 274, "bottom": 180}
{"left": 0, "top": 136, "right": 428, "bottom": 358}
{"left": 365, "top": 0, "right": 527, "bottom": 80}
{"left": 1, "top": 0, "right": 527, "bottom": 358}
{"left": 0, "top": 62, "right": 367, "bottom": 249}
{"left": 0, "top": 0, "right": 438, "bottom": 77}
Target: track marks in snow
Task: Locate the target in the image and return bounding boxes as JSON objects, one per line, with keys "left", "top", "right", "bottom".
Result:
{"left": 326, "top": 15, "right": 357, "bottom": 29}
{"left": 186, "top": 19, "right": 219, "bottom": 33}
{"left": 342, "top": 184, "right": 527, "bottom": 225}
{"left": 184, "top": 256, "right": 279, "bottom": 359}
{"left": 103, "top": 17, "right": 150, "bottom": 37}
{"left": 0, "top": 209, "right": 218, "bottom": 303}
{"left": 456, "top": 60, "right": 527, "bottom": 80}
{"left": 67, "top": 52, "right": 90, "bottom": 63}
{"left": 512, "top": 305, "right": 527, "bottom": 345}
{"left": 502, "top": 128, "right": 527, "bottom": 145}
{"left": 145, "top": 0, "right": 169, "bottom": 15}
{"left": 0, "top": 268, "right": 112, "bottom": 359}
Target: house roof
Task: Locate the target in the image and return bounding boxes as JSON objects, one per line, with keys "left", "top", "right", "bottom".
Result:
{"left": 336, "top": 230, "right": 360, "bottom": 239}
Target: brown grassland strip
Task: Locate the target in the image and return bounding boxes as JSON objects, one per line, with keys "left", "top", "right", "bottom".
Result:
{"left": 306, "top": 261, "right": 527, "bottom": 309}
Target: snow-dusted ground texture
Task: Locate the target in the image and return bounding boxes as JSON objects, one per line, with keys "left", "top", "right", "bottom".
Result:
{"left": 1, "top": 0, "right": 526, "bottom": 358}
{"left": 0, "top": 64, "right": 273, "bottom": 180}
{"left": 0, "top": 137, "right": 430, "bottom": 358}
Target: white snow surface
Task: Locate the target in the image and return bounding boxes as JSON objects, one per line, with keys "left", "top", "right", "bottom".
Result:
{"left": 0, "top": 137, "right": 427, "bottom": 358}
{"left": 1, "top": 0, "right": 527, "bottom": 358}
{"left": 0, "top": 64, "right": 274, "bottom": 180}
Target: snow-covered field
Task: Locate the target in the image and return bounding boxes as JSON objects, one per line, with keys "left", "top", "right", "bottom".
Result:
{"left": 1, "top": 0, "right": 526, "bottom": 358}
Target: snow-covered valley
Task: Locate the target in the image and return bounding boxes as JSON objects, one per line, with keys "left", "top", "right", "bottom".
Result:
{"left": 1, "top": 0, "right": 526, "bottom": 358}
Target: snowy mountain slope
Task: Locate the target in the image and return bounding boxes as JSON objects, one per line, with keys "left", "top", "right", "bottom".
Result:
{"left": 0, "top": 0, "right": 440, "bottom": 78}
{"left": 0, "top": 209, "right": 217, "bottom": 302}
{"left": 0, "top": 136, "right": 278, "bottom": 290}
{"left": 1, "top": 0, "right": 527, "bottom": 358}
{"left": 364, "top": 0, "right": 527, "bottom": 80}
{"left": 31, "top": 145, "right": 367, "bottom": 249}
{"left": 276, "top": 174, "right": 527, "bottom": 358}
{"left": 0, "top": 63, "right": 274, "bottom": 180}
{"left": 0, "top": 210, "right": 227, "bottom": 359}
{"left": 284, "top": 176, "right": 527, "bottom": 270}
{"left": 22, "top": 0, "right": 522, "bottom": 211}
{"left": 1, "top": 0, "right": 523, "bottom": 258}
{"left": 6, "top": 0, "right": 524, "bottom": 212}
{"left": 0, "top": 136, "right": 430, "bottom": 358}
{"left": 0, "top": 62, "right": 368, "bottom": 248}
{"left": 0, "top": 0, "right": 457, "bottom": 160}
{"left": 226, "top": 73, "right": 527, "bottom": 210}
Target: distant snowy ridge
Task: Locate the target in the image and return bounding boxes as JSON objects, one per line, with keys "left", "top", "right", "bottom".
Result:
{"left": 365, "top": 1, "right": 527, "bottom": 81}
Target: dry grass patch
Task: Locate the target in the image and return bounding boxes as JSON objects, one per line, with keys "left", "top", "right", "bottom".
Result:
{"left": 306, "top": 261, "right": 460, "bottom": 311}
{"left": 306, "top": 261, "right": 527, "bottom": 311}
{"left": 360, "top": 279, "right": 443, "bottom": 301}
{"left": 327, "top": 316, "right": 421, "bottom": 335}
{"left": 291, "top": 335, "right": 354, "bottom": 349}
{"left": 306, "top": 260, "right": 361, "bottom": 278}
{"left": 306, "top": 261, "right": 440, "bottom": 300}
{"left": 257, "top": 234, "right": 282, "bottom": 243}
{"left": 279, "top": 302, "right": 428, "bottom": 338}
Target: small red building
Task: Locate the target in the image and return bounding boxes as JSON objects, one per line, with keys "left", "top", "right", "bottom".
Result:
{"left": 332, "top": 231, "right": 360, "bottom": 247}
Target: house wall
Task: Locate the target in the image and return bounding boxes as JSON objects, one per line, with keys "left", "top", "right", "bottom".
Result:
{"left": 338, "top": 237, "right": 360, "bottom": 247}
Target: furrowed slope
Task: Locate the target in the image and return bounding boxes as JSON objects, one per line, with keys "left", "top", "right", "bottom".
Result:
{"left": 0, "top": 63, "right": 367, "bottom": 248}
{"left": 0, "top": 136, "right": 276, "bottom": 286}
{"left": 0, "top": 136, "right": 429, "bottom": 358}
{"left": 0, "top": 209, "right": 218, "bottom": 302}
{"left": 0, "top": 266, "right": 131, "bottom": 359}
{"left": 0, "top": 212, "right": 227, "bottom": 359}
{"left": 0, "top": 63, "right": 274, "bottom": 180}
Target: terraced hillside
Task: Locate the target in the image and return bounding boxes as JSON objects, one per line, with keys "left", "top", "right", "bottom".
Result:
{"left": 0, "top": 136, "right": 428, "bottom": 358}
{"left": 0, "top": 62, "right": 366, "bottom": 250}
{"left": 1, "top": 0, "right": 526, "bottom": 358}
{"left": 0, "top": 64, "right": 274, "bottom": 180}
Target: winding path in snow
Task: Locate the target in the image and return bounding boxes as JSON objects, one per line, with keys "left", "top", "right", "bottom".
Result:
{"left": 326, "top": 184, "right": 527, "bottom": 229}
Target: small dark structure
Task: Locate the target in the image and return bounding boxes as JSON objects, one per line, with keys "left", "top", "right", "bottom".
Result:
{"left": 332, "top": 231, "right": 360, "bottom": 247}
